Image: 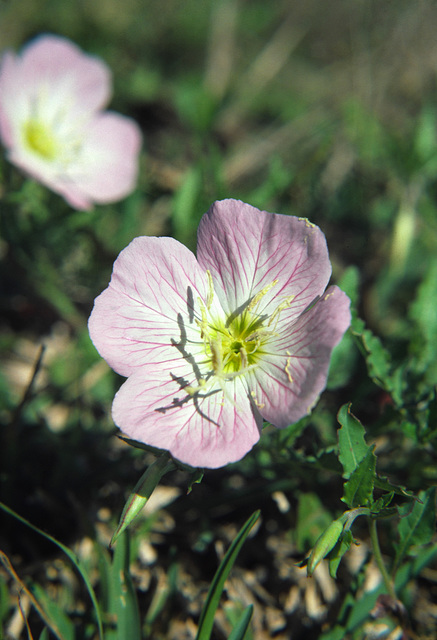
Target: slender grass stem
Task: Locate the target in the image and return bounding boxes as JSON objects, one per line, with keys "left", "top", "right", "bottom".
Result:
{"left": 369, "top": 518, "right": 396, "bottom": 599}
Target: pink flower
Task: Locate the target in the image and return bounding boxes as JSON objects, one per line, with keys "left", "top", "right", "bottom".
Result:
{"left": 0, "top": 34, "right": 142, "bottom": 210}
{"left": 88, "top": 199, "right": 351, "bottom": 468}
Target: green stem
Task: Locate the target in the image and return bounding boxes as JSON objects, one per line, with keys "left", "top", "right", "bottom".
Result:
{"left": 368, "top": 517, "right": 396, "bottom": 599}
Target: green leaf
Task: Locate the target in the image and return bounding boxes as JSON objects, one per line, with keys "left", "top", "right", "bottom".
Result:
{"left": 322, "top": 542, "right": 437, "bottom": 640}
{"left": 172, "top": 165, "right": 202, "bottom": 247}
{"left": 342, "top": 446, "right": 376, "bottom": 508}
{"left": 373, "top": 475, "right": 415, "bottom": 499}
{"left": 414, "top": 104, "right": 437, "bottom": 163}
{"left": 30, "top": 583, "right": 75, "bottom": 640}
{"left": 0, "top": 502, "right": 103, "bottom": 640}
{"left": 38, "top": 629, "right": 50, "bottom": 640}
{"left": 187, "top": 468, "right": 204, "bottom": 494}
{"left": 111, "top": 454, "right": 175, "bottom": 546}
{"left": 295, "top": 492, "right": 332, "bottom": 552}
{"left": 351, "top": 317, "right": 403, "bottom": 404}
{"left": 329, "top": 529, "right": 353, "bottom": 579}
{"left": 337, "top": 404, "right": 369, "bottom": 479}
{"left": 106, "top": 531, "right": 141, "bottom": 640}
{"left": 394, "top": 487, "right": 437, "bottom": 570}
{"left": 143, "top": 561, "right": 178, "bottom": 635}
{"left": 195, "top": 511, "right": 260, "bottom": 640}
{"left": 370, "top": 492, "right": 397, "bottom": 519}
{"left": 336, "top": 265, "right": 360, "bottom": 308}
{"left": 409, "top": 258, "right": 437, "bottom": 381}
{"left": 228, "top": 604, "right": 254, "bottom": 640}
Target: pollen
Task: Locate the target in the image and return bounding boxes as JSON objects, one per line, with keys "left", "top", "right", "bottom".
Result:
{"left": 298, "top": 217, "right": 316, "bottom": 229}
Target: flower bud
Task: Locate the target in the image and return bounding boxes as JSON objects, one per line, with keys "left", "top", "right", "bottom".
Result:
{"left": 307, "top": 518, "right": 344, "bottom": 577}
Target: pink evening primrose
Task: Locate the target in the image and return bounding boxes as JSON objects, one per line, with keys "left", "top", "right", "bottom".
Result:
{"left": 0, "top": 34, "right": 142, "bottom": 210}
{"left": 88, "top": 199, "right": 351, "bottom": 469}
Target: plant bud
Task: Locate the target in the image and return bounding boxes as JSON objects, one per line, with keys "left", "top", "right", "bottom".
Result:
{"left": 307, "top": 518, "right": 344, "bottom": 577}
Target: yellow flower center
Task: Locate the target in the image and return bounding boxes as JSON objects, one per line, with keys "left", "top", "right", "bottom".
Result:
{"left": 185, "top": 272, "right": 295, "bottom": 397}
{"left": 206, "top": 314, "right": 266, "bottom": 376}
{"left": 24, "top": 119, "right": 58, "bottom": 160}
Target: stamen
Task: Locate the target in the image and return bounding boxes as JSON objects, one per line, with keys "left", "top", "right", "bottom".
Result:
{"left": 285, "top": 350, "right": 293, "bottom": 384}
{"left": 240, "top": 346, "right": 248, "bottom": 369}
{"left": 250, "top": 390, "right": 265, "bottom": 409}
{"left": 247, "top": 280, "right": 279, "bottom": 312}
{"left": 196, "top": 297, "right": 209, "bottom": 339}
{"left": 268, "top": 295, "right": 295, "bottom": 328}
{"left": 210, "top": 337, "right": 223, "bottom": 374}
{"left": 206, "top": 270, "right": 214, "bottom": 309}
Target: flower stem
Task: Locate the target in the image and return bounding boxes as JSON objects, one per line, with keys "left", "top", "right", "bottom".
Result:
{"left": 368, "top": 517, "right": 396, "bottom": 599}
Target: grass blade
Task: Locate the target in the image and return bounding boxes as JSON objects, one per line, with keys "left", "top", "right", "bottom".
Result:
{"left": 195, "top": 510, "right": 260, "bottom": 640}
{"left": 0, "top": 501, "right": 104, "bottom": 640}
{"left": 228, "top": 604, "right": 254, "bottom": 640}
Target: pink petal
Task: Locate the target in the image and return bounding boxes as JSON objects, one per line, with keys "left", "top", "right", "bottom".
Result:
{"left": 88, "top": 236, "right": 211, "bottom": 378}
{"left": 7, "top": 35, "right": 110, "bottom": 115}
{"left": 112, "top": 367, "right": 262, "bottom": 468}
{"left": 197, "top": 199, "right": 332, "bottom": 322}
{"left": 249, "top": 286, "right": 351, "bottom": 427}
{"left": 63, "top": 112, "right": 142, "bottom": 206}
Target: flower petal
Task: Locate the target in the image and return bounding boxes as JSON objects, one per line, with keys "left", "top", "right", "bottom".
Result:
{"left": 112, "top": 366, "right": 262, "bottom": 468}
{"left": 61, "top": 112, "right": 142, "bottom": 208}
{"left": 8, "top": 35, "right": 110, "bottom": 116}
{"left": 197, "top": 199, "right": 332, "bottom": 321}
{"left": 88, "top": 235, "right": 212, "bottom": 378}
{"left": 249, "top": 286, "right": 351, "bottom": 427}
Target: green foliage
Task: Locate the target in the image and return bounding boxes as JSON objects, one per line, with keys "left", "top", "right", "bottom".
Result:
{"left": 227, "top": 605, "right": 254, "bottom": 640}
{"left": 0, "top": 502, "right": 104, "bottom": 640}
{"left": 106, "top": 532, "right": 142, "bottom": 640}
{"left": 337, "top": 404, "right": 369, "bottom": 478}
{"left": 408, "top": 258, "right": 437, "bottom": 385}
{"left": 195, "top": 511, "right": 260, "bottom": 640}
{"left": 295, "top": 491, "right": 333, "bottom": 551}
{"left": 328, "top": 529, "right": 353, "bottom": 579}
{"left": 29, "top": 583, "right": 75, "bottom": 640}
{"left": 393, "top": 487, "right": 437, "bottom": 573}
{"left": 307, "top": 518, "right": 344, "bottom": 577}
{"left": 342, "top": 446, "right": 376, "bottom": 509}
{"left": 111, "top": 454, "right": 176, "bottom": 546}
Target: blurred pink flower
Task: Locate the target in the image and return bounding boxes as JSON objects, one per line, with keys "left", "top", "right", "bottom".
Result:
{"left": 89, "top": 199, "right": 351, "bottom": 468}
{"left": 0, "top": 34, "right": 142, "bottom": 210}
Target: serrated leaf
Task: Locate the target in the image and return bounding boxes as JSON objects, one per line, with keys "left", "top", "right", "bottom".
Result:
{"left": 342, "top": 446, "right": 376, "bottom": 508}
{"left": 373, "top": 475, "right": 415, "bottom": 498}
{"left": 195, "top": 511, "right": 260, "bottom": 640}
{"left": 351, "top": 317, "right": 402, "bottom": 404}
{"left": 351, "top": 316, "right": 391, "bottom": 383}
{"left": 337, "top": 404, "right": 369, "bottom": 479}
{"left": 228, "top": 604, "right": 254, "bottom": 640}
{"left": 394, "top": 487, "right": 437, "bottom": 569}
{"left": 370, "top": 492, "right": 397, "bottom": 518}
{"left": 329, "top": 530, "right": 353, "bottom": 578}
